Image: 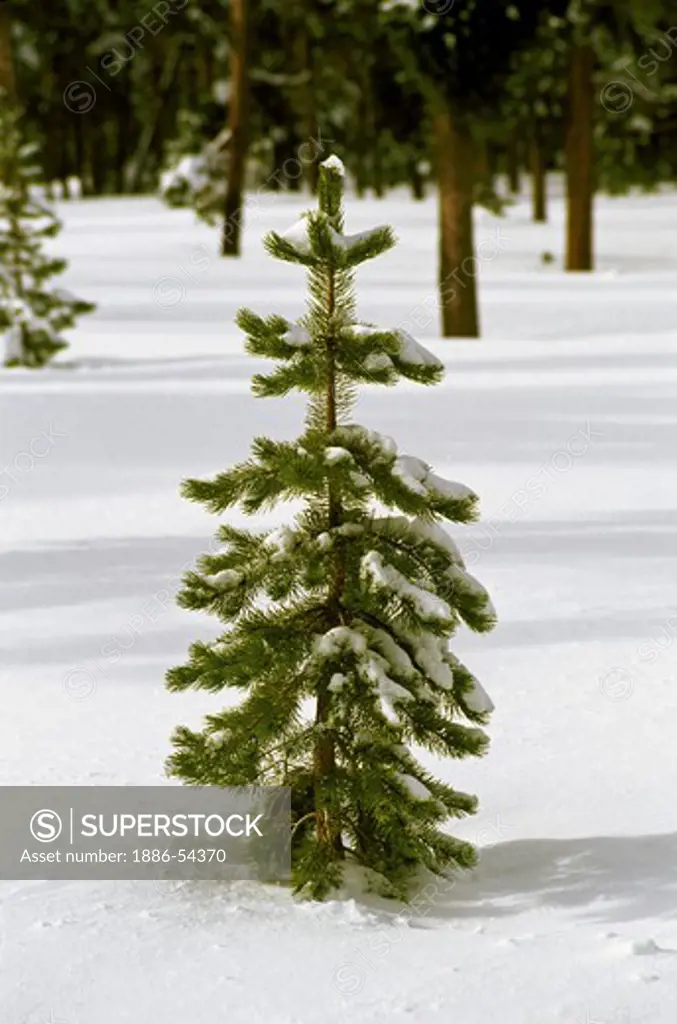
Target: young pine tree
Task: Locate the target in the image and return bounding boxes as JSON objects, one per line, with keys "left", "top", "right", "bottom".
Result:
{"left": 0, "top": 102, "right": 94, "bottom": 369}
{"left": 166, "top": 155, "right": 497, "bottom": 899}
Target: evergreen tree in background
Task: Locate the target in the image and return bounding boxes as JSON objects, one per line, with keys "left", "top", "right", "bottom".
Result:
{"left": 0, "top": 101, "right": 94, "bottom": 368}
{"left": 166, "top": 155, "right": 496, "bottom": 899}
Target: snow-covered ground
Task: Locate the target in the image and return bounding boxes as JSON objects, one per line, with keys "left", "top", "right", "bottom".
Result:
{"left": 2, "top": 185, "right": 677, "bottom": 1023}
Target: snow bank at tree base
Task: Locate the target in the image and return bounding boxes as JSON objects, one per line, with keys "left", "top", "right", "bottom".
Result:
{"left": 2, "top": 189, "right": 677, "bottom": 1023}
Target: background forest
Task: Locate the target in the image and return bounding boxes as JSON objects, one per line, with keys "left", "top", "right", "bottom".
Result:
{"left": 1, "top": 0, "right": 676, "bottom": 337}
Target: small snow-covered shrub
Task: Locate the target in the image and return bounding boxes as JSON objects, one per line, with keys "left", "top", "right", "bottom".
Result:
{"left": 0, "top": 102, "right": 94, "bottom": 369}
{"left": 159, "top": 128, "right": 231, "bottom": 224}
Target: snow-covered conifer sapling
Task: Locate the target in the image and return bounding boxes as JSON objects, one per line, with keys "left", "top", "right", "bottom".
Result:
{"left": 166, "top": 154, "right": 497, "bottom": 899}
{"left": 0, "top": 100, "right": 94, "bottom": 369}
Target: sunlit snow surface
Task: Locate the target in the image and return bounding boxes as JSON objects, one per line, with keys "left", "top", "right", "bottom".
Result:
{"left": 2, "top": 184, "right": 677, "bottom": 1023}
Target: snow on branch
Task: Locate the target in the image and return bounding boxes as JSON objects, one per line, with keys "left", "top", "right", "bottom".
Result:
{"left": 393, "top": 455, "right": 476, "bottom": 504}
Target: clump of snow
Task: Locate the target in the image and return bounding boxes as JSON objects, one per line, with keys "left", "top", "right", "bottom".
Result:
{"left": 280, "top": 213, "right": 313, "bottom": 254}
{"left": 348, "top": 323, "right": 379, "bottom": 337}
{"left": 314, "top": 627, "right": 367, "bottom": 658}
{"left": 329, "top": 225, "right": 389, "bottom": 252}
{"left": 205, "top": 569, "right": 241, "bottom": 590}
{"left": 264, "top": 526, "right": 298, "bottom": 559}
{"left": 159, "top": 154, "right": 209, "bottom": 198}
{"left": 446, "top": 652, "right": 494, "bottom": 713}
{"left": 447, "top": 565, "right": 496, "bottom": 618}
{"left": 394, "top": 329, "right": 444, "bottom": 370}
{"left": 427, "top": 471, "right": 476, "bottom": 502}
{"left": 327, "top": 673, "right": 347, "bottom": 693}
{"left": 411, "top": 517, "right": 465, "bottom": 564}
{"left": 393, "top": 455, "right": 475, "bottom": 504}
{"left": 367, "top": 626, "right": 416, "bottom": 678}
{"left": 398, "top": 774, "right": 432, "bottom": 800}
{"left": 364, "top": 352, "right": 393, "bottom": 372}
{"left": 283, "top": 323, "right": 311, "bottom": 348}
{"left": 360, "top": 651, "right": 414, "bottom": 705}
{"left": 320, "top": 155, "right": 345, "bottom": 177}
{"left": 339, "top": 424, "right": 398, "bottom": 458}
{"left": 411, "top": 633, "right": 455, "bottom": 690}
{"left": 376, "top": 516, "right": 465, "bottom": 566}
{"left": 337, "top": 523, "right": 364, "bottom": 537}
{"left": 3, "top": 324, "right": 23, "bottom": 362}
{"left": 464, "top": 677, "right": 494, "bottom": 714}
{"left": 361, "top": 551, "right": 452, "bottom": 623}
{"left": 325, "top": 446, "right": 353, "bottom": 465}
{"left": 393, "top": 455, "right": 428, "bottom": 496}
{"left": 52, "top": 287, "right": 77, "bottom": 303}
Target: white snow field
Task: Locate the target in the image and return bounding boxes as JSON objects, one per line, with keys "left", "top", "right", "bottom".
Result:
{"left": 2, "top": 185, "right": 677, "bottom": 1024}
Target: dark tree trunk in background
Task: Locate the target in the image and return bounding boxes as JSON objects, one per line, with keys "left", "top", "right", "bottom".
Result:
{"left": 354, "top": 85, "right": 370, "bottom": 198}
{"left": 410, "top": 159, "right": 425, "bottom": 201}
{"left": 294, "top": 26, "right": 318, "bottom": 193}
{"left": 530, "top": 134, "right": 547, "bottom": 222}
{"left": 279, "top": 135, "right": 302, "bottom": 191}
{"left": 270, "top": 137, "right": 286, "bottom": 190}
{"left": 221, "top": 0, "right": 249, "bottom": 256}
{"left": 0, "top": 1, "right": 15, "bottom": 98}
{"left": 115, "top": 93, "right": 130, "bottom": 193}
{"left": 434, "top": 104, "right": 479, "bottom": 338}
{"left": 566, "top": 43, "right": 595, "bottom": 270}
{"left": 372, "top": 150, "right": 385, "bottom": 199}
{"left": 73, "top": 116, "right": 93, "bottom": 195}
{"left": 90, "top": 126, "right": 108, "bottom": 194}
{"left": 506, "top": 130, "right": 520, "bottom": 194}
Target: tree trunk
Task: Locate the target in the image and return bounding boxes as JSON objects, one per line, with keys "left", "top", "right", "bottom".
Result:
{"left": 90, "top": 125, "right": 108, "bottom": 194}
{"left": 314, "top": 264, "right": 343, "bottom": 858}
{"left": 270, "top": 136, "right": 286, "bottom": 190}
{"left": 506, "top": 131, "right": 520, "bottom": 194}
{"left": 221, "top": 0, "right": 249, "bottom": 256}
{"left": 410, "top": 159, "right": 425, "bottom": 201}
{"left": 434, "top": 104, "right": 479, "bottom": 338}
{"left": 294, "top": 26, "right": 318, "bottom": 194}
{"left": 565, "top": 43, "right": 594, "bottom": 271}
{"left": 0, "top": 1, "right": 15, "bottom": 99}
{"left": 354, "top": 89, "right": 369, "bottom": 198}
{"left": 530, "top": 135, "right": 547, "bottom": 222}
{"left": 73, "top": 116, "right": 93, "bottom": 196}
{"left": 372, "top": 152, "right": 385, "bottom": 199}
{"left": 115, "top": 95, "right": 130, "bottom": 194}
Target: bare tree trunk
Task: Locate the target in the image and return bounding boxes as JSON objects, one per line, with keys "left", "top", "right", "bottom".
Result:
{"left": 410, "top": 159, "right": 425, "bottom": 201}
{"left": 73, "top": 116, "right": 93, "bottom": 196}
{"left": 294, "top": 26, "right": 318, "bottom": 193}
{"left": 0, "top": 0, "right": 16, "bottom": 99}
{"left": 506, "top": 131, "right": 520, "bottom": 195}
{"left": 530, "top": 134, "right": 547, "bottom": 222}
{"left": 565, "top": 43, "right": 594, "bottom": 270}
{"left": 372, "top": 151, "right": 385, "bottom": 199}
{"left": 354, "top": 86, "right": 370, "bottom": 198}
{"left": 115, "top": 93, "right": 130, "bottom": 194}
{"left": 434, "top": 103, "right": 479, "bottom": 338}
{"left": 221, "top": 0, "right": 249, "bottom": 256}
